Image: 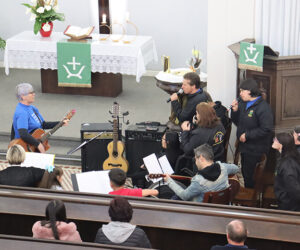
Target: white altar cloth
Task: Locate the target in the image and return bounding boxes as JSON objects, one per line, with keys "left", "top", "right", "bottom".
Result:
{"left": 4, "top": 31, "right": 158, "bottom": 82}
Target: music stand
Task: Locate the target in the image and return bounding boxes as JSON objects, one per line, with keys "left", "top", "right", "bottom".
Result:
{"left": 67, "top": 132, "right": 104, "bottom": 155}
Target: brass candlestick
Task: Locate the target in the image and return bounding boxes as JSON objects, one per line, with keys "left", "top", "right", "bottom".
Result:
{"left": 123, "top": 20, "right": 139, "bottom": 44}
{"left": 99, "top": 22, "right": 111, "bottom": 41}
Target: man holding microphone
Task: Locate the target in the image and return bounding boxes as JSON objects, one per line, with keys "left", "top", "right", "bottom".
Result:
{"left": 230, "top": 79, "right": 273, "bottom": 188}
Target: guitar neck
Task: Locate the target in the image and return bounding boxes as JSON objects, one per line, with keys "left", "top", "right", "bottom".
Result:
{"left": 112, "top": 118, "right": 118, "bottom": 154}
{"left": 40, "top": 121, "right": 64, "bottom": 142}
{"left": 150, "top": 174, "right": 192, "bottom": 181}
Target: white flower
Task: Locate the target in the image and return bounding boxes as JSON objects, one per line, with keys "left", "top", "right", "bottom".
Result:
{"left": 30, "top": 13, "right": 36, "bottom": 21}
{"left": 42, "top": 22, "right": 51, "bottom": 32}
{"left": 31, "top": 0, "right": 37, "bottom": 6}
{"left": 36, "top": 7, "right": 45, "bottom": 14}
{"left": 45, "top": 5, "right": 51, "bottom": 11}
{"left": 53, "top": 5, "right": 59, "bottom": 11}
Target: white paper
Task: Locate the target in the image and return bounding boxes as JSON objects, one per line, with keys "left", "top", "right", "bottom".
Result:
{"left": 21, "top": 152, "right": 55, "bottom": 169}
{"left": 158, "top": 155, "right": 174, "bottom": 175}
{"left": 143, "top": 153, "right": 163, "bottom": 183}
{"left": 76, "top": 170, "right": 112, "bottom": 194}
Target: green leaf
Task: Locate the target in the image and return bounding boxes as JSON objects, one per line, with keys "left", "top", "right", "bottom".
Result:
{"left": 34, "top": 20, "right": 42, "bottom": 35}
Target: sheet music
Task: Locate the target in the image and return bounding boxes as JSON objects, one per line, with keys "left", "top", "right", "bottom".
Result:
{"left": 21, "top": 152, "right": 55, "bottom": 169}
{"left": 143, "top": 153, "right": 163, "bottom": 183}
{"left": 158, "top": 155, "right": 174, "bottom": 175}
{"left": 75, "top": 170, "right": 112, "bottom": 194}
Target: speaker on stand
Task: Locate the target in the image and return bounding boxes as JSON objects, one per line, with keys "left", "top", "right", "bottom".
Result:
{"left": 81, "top": 123, "right": 121, "bottom": 172}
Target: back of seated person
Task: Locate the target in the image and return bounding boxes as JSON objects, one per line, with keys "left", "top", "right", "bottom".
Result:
{"left": 0, "top": 145, "right": 63, "bottom": 189}
{"left": 109, "top": 168, "right": 158, "bottom": 197}
{"left": 211, "top": 220, "right": 256, "bottom": 250}
{"left": 94, "top": 197, "right": 152, "bottom": 248}
{"left": 32, "top": 199, "right": 82, "bottom": 242}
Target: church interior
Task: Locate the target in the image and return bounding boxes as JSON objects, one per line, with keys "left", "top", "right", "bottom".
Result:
{"left": 0, "top": 0, "right": 300, "bottom": 249}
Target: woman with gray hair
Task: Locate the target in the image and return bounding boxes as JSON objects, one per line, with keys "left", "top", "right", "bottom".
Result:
{"left": 12, "top": 83, "right": 69, "bottom": 153}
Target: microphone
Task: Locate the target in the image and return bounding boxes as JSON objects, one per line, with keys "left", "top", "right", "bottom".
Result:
{"left": 228, "top": 97, "right": 241, "bottom": 111}
{"left": 167, "top": 89, "right": 184, "bottom": 103}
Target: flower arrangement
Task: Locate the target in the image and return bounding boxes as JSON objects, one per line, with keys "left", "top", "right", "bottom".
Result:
{"left": 187, "top": 47, "right": 202, "bottom": 72}
{"left": 23, "top": 0, "right": 65, "bottom": 34}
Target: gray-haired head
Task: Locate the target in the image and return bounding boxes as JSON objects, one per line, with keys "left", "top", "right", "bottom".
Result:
{"left": 16, "top": 83, "right": 34, "bottom": 101}
{"left": 226, "top": 220, "right": 247, "bottom": 243}
{"left": 194, "top": 144, "right": 214, "bottom": 161}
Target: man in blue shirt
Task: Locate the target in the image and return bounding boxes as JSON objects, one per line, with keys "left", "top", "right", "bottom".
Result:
{"left": 211, "top": 220, "right": 255, "bottom": 250}
{"left": 12, "top": 83, "right": 69, "bottom": 153}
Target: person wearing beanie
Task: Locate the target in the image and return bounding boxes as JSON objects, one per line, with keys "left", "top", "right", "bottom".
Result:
{"left": 293, "top": 126, "right": 300, "bottom": 153}
{"left": 230, "top": 79, "right": 273, "bottom": 188}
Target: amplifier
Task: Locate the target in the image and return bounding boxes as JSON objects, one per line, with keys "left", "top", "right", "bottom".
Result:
{"left": 125, "top": 124, "right": 166, "bottom": 175}
{"left": 81, "top": 123, "right": 121, "bottom": 172}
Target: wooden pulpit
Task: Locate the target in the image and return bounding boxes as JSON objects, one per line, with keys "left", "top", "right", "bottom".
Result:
{"left": 229, "top": 39, "right": 300, "bottom": 132}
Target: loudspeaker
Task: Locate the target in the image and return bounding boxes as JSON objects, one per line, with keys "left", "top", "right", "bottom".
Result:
{"left": 81, "top": 123, "right": 121, "bottom": 172}
{"left": 125, "top": 124, "right": 166, "bottom": 175}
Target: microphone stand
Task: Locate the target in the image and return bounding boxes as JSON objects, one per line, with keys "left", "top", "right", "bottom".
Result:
{"left": 67, "top": 132, "right": 105, "bottom": 155}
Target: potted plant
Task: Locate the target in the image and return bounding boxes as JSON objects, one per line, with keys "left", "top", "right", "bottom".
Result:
{"left": 23, "top": 0, "right": 65, "bottom": 37}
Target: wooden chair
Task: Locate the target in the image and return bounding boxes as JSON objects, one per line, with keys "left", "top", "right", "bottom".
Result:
{"left": 228, "top": 177, "right": 240, "bottom": 202}
{"left": 203, "top": 185, "right": 231, "bottom": 205}
{"left": 233, "top": 154, "right": 267, "bottom": 207}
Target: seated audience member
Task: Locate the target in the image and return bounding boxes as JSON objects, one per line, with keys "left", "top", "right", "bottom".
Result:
{"left": 272, "top": 133, "right": 300, "bottom": 211}
{"left": 109, "top": 168, "right": 158, "bottom": 197}
{"left": 0, "top": 145, "right": 63, "bottom": 189}
{"left": 32, "top": 199, "right": 82, "bottom": 242}
{"left": 165, "top": 144, "right": 239, "bottom": 202}
{"left": 211, "top": 220, "right": 255, "bottom": 250}
{"left": 181, "top": 102, "right": 226, "bottom": 161}
{"left": 293, "top": 126, "right": 300, "bottom": 152}
{"left": 95, "top": 197, "right": 152, "bottom": 248}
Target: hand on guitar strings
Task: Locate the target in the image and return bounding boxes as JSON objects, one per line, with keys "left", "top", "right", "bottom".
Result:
{"left": 38, "top": 143, "right": 46, "bottom": 153}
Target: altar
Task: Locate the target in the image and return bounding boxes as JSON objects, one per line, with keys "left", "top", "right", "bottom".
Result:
{"left": 4, "top": 31, "right": 157, "bottom": 97}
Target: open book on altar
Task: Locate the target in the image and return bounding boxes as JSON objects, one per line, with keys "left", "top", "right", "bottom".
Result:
{"left": 64, "top": 25, "right": 94, "bottom": 40}
{"left": 143, "top": 153, "right": 174, "bottom": 183}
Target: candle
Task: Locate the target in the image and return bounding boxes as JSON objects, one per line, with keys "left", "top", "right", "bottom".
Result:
{"left": 125, "top": 12, "right": 130, "bottom": 21}
{"left": 102, "top": 14, "right": 107, "bottom": 24}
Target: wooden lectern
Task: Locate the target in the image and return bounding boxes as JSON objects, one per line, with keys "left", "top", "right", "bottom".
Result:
{"left": 229, "top": 39, "right": 300, "bottom": 132}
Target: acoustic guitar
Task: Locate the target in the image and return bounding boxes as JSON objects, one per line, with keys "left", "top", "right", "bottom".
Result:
{"left": 8, "top": 109, "right": 76, "bottom": 152}
{"left": 103, "top": 102, "right": 129, "bottom": 172}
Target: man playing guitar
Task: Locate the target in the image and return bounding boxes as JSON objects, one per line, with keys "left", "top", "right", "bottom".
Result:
{"left": 11, "top": 83, "right": 69, "bottom": 153}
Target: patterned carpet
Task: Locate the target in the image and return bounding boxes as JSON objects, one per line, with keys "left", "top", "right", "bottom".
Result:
{"left": 0, "top": 160, "right": 81, "bottom": 191}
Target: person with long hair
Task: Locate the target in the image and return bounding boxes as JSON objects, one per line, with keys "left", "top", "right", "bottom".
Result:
{"left": 272, "top": 132, "right": 300, "bottom": 211}
{"left": 0, "top": 145, "right": 63, "bottom": 189}
{"left": 181, "top": 102, "right": 226, "bottom": 161}
{"left": 95, "top": 197, "right": 151, "bottom": 248}
{"left": 32, "top": 200, "right": 82, "bottom": 242}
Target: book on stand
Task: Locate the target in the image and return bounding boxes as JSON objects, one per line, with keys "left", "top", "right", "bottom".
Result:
{"left": 64, "top": 25, "right": 94, "bottom": 40}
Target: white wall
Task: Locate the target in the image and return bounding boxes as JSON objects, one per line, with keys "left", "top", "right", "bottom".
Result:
{"left": 207, "top": 0, "right": 255, "bottom": 107}
{"left": 127, "top": 0, "right": 208, "bottom": 71}
{"left": 0, "top": 0, "right": 208, "bottom": 72}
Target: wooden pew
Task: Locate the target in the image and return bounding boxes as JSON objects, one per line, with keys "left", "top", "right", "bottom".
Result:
{"left": 0, "top": 234, "right": 154, "bottom": 250}
{"left": 0, "top": 185, "right": 299, "bottom": 250}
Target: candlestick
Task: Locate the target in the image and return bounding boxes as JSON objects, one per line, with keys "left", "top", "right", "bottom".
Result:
{"left": 102, "top": 14, "right": 107, "bottom": 24}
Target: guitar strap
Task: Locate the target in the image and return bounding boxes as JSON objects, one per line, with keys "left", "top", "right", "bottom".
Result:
{"left": 33, "top": 109, "right": 43, "bottom": 126}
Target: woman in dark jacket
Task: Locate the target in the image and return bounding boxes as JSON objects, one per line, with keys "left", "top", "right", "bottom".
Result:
{"left": 272, "top": 132, "right": 300, "bottom": 211}
{"left": 95, "top": 197, "right": 152, "bottom": 248}
{"left": 181, "top": 102, "right": 225, "bottom": 161}
{"left": 0, "top": 145, "right": 63, "bottom": 189}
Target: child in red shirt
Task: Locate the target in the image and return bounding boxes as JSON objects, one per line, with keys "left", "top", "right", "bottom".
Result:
{"left": 109, "top": 168, "right": 158, "bottom": 197}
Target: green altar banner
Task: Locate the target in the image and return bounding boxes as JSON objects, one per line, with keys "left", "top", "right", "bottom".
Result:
{"left": 57, "top": 40, "right": 91, "bottom": 88}
{"left": 239, "top": 42, "right": 264, "bottom": 72}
